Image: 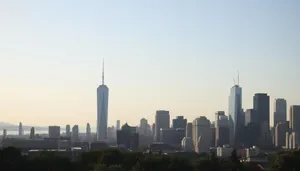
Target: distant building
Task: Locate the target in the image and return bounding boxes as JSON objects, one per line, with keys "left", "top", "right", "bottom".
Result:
{"left": 140, "top": 118, "right": 148, "bottom": 136}
{"left": 66, "top": 125, "right": 71, "bottom": 137}
{"left": 253, "top": 93, "right": 270, "bottom": 147}
{"left": 192, "top": 116, "right": 212, "bottom": 153}
{"left": 274, "top": 99, "right": 287, "bottom": 126}
{"left": 116, "top": 120, "right": 120, "bottom": 130}
{"left": 86, "top": 123, "right": 91, "bottom": 142}
{"left": 97, "top": 61, "right": 109, "bottom": 141}
{"left": 72, "top": 125, "right": 79, "bottom": 142}
{"left": 228, "top": 84, "right": 243, "bottom": 146}
{"left": 172, "top": 116, "right": 187, "bottom": 129}
{"left": 48, "top": 126, "right": 60, "bottom": 139}
{"left": 117, "top": 123, "right": 139, "bottom": 150}
{"left": 155, "top": 110, "right": 170, "bottom": 142}
{"left": 19, "top": 122, "right": 23, "bottom": 136}
{"left": 289, "top": 105, "right": 300, "bottom": 144}
{"left": 2, "top": 129, "right": 7, "bottom": 139}
{"left": 181, "top": 137, "right": 194, "bottom": 152}
{"left": 217, "top": 145, "right": 233, "bottom": 157}
{"left": 186, "top": 122, "right": 192, "bottom": 138}
{"left": 30, "top": 127, "right": 35, "bottom": 140}
{"left": 275, "top": 121, "right": 289, "bottom": 148}
{"left": 160, "top": 128, "right": 185, "bottom": 147}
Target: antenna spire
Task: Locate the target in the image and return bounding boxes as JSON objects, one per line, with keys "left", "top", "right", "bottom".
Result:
{"left": 237, "top": 70, "right": 240, "bottom": 86}
{"left": 102, "top": 59, "right": 104, "bottom": 85}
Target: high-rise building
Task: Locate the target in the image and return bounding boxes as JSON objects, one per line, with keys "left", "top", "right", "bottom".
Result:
{"left": 244, "top": 109, "right": 258, "bottom": 126}
{"left": 155, "top": 110, "right": 170, "bottom": 142}
{"left": 116, "top": 120, "right": 121, "bottom": 130}
{"left": 289, "top": 105, "right": 300, "bottom": 146}
{"left": 140, "top": 118, "right": 148, "bottom": 136}
{"left": 275, "top": 121, "right": 289, "bottom": 148}
{"left": 160, "top": 128, "right": 185, "bottom": 146}
{"left": 72, "top": 125, "right": 79, "bottom": 142}
{"left": 253, "top": 93, "right": 270, "bottom": 147}
{"left": 29, "top": 127, "right": 35, "bottom": 140}
{"left": 2, "top": 129, "right": 7, "bottom": 139}
{"left": 192, "top": 116, "right": 212, "bottom": 153}
{"left": 215, "top": 111, "right": 229, "bottom": 147}
{"left": 186, "top": 122, "right": 192, "bottom": 138}
{"left": 66, "top": 125, "right": 71, "bottom": 137}
{"left": 48, "top": 126, "right": 60, "bottom": 138}
{"left": 86, "top": 123, "right": 91, "bottom": 142}
{"left": 172, "top": 116, "right": 187, "bottom": 129}
{"left": 228, "top": 84, "right": 243, "bottom": 146}
{"left": 274, "top": 99, "right": 287, "bottom": 126}
{"left": 117, "top": 123, "right": 139, "bottom": 150}
{"left": 97, "top": 61, "right": 109, "bottom": 141}
{"left": 18, "top": 122, "right": 23, "bottom": 136}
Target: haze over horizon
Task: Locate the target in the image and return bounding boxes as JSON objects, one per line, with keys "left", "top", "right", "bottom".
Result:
{"left": 1, "top": 1, "right": 300, "bottom": 128}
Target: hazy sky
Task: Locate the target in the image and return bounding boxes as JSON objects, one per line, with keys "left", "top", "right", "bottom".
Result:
{"left": 1, "top": 0, "right": 300, "bottom": 129}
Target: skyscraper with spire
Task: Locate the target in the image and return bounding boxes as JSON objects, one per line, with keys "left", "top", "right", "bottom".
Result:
{"left": 97, "top": 60, "right": 109, "bottom": 141}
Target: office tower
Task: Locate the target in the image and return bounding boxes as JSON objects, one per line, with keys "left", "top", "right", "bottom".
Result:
{"left": 116, "top": 120, "right": 121, "bottom": 130}
{"left": 2, "top": 129, "right": 7, "bottom": 139}
{"left": 172, "top": 116, "right": 187, "bottom": 129}
{"left": 97, "top": 61, "right": 109, "bottom": 141}
{"left": 86, "top": 123, "right": 91, "bottom": 141}
{"left": 152, "top": 123, "right": 155, "bottom": 137}
{"left": 155, "top": 110, "right": 170, "bottom": 142}
{"left": 66, "top": 125, "right": 71, "bottom": 137}
{"left": 117, "top": 123, "right": 139, "bottom": 150}
{"left": 274, "top": 99, "right": 287, "bottom": 126}
{"left": 244, "top": 109, "right": 260, "bottom": 146}
{"left": 253, "top": 93, "right": 270, "bottom": 147}
{"left": 140, "top": 118, "right": 148, "bottom": 136}
{"left": 228, "top": 84, "right": 243, "bottom": 146}
{"left": 215, "top": 111, "right": 229, "bottom": 147}
{"left": 160, "top": 128, "right": 185, "bottom": 146}
{"left": 186, "top": 122, "right": 192, "bottom": 138}
{"left": 192, "top": 116, "right": 212, "bottom": 153}
{"left": 244, "top": 109, "right": 258, "bottom": 126}
{"left": 29, "top": 127, "right": 35, "bottom": 140}
{"left": 18, "top": 122, "right": 23, "bottom": 136}
{"left": 289, "top": 105, "right": 300, "bottom": 146}
{"left": 48, "top": 126, "right": 60, "bottom": 138}
{"left": 72, "top": 125, "right": 79, "bottom": 142}
{"left": 275, "top": 121, "right": 289, "bottom": 148}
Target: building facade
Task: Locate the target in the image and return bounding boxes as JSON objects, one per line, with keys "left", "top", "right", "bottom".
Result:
{"left": 172, "top": 116, "right": 187, "bottom": 129}
{"left": 97, "top": 61, "right": 109, "bottom": 141}
{"left": 192, "top": 116, "right": 212, "bottom": 153}
{"left": 155, "top": 110, "right": 170, "bottom": 142}
{"left": 228, "top": 85, "right": 243, "bottom": 146}
{"left": 274, "top": 99, "right": 287, "bottom": 126}
{"left": 48, "top": 126, "right": 60, "bottom": 139}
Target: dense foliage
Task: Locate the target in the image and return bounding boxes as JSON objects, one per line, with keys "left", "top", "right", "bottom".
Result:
{"left": 0, "top": 147, "right": 298, "bottom": 171}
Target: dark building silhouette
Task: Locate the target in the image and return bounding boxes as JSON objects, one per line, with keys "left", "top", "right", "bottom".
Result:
{"left": 155, "top": 110, "right": 170, "bottom": 142}
{"left": 211, "top": 127, "right": 216, "bottom": 147}
{"left": 160, "top": 128, "right": 185, "bottom": 147}
{"left": 274, "top": 99, "right": 287, "bottom": 127}
{"left": 66, "top": 125, "right": 71, "bottom": 137}
{"left": 215, "top": 126, "right": 229, "bottom": 147}
{"left": 48, "top": 126, "right": 60, "bottom": 139}
{"left": 117, "top": 123, "right": 139, "bottom": 150}
{"left": 253, "top": 93, "right": 270, "bottom": 147}
{"left": 29, "top": 127, "right": 35, "bottom": 140}
{"left": 275, "top": 121, "right": 289, "bottom": 148}
{"left": 172, "top": 116, "right": 187, "bottom": 129}
{"left": 289, "top": 105, "right": 300, "bottom": 145}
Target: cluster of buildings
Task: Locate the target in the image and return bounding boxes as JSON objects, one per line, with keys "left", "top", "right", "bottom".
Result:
{"left": 1, "top": 66, "right": 300, "bottom": 160}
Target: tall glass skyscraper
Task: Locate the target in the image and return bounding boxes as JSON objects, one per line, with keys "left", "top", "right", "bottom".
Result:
{"left": 228, "top": 85, "right": 243, "bottom": 146}
{"left": 97, "top": 61, "right": 109, "bottom": 141}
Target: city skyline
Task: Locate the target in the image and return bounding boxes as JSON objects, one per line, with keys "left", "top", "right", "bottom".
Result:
{"left": 1, "top": 1, "right": 300, "bottom": 126}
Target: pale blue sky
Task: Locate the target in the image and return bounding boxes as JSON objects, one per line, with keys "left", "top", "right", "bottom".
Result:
{"left": 1, "top": 0, "right": 300, "bottom": 129}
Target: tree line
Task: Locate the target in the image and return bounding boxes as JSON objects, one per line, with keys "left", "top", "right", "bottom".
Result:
{"left": 0, "top": 147, "right": 299, "bottom": 171}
